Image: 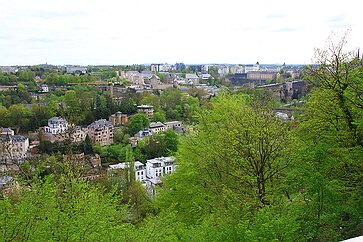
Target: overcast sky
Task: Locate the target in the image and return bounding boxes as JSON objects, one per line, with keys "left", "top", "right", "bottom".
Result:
{"left": 0, "top": 0, "right": 362, "bottom": 66}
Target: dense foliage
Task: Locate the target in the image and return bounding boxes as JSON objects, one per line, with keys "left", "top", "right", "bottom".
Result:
{"left": 0, "top": 168, "right": 132, "bottom": 241}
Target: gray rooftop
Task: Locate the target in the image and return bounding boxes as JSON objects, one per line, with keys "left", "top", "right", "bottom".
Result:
{"left": 185, "top": 74, "right": 199, "bottom": 79}
{"left": 134, "top": 128, "right": 154, "bottom": 138}
{"left": 49, "top": 117, "right": 67, "bottom": 123}
{"left": 88, "top": 119, "right": 113, "bottom": 129}
{"left": 150, "top": 122, "right": 165, "bottom": 128}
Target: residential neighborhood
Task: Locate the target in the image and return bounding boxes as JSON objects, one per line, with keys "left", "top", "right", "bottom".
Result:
{"left": 0, "top": 62, "right": 304, "bottom": 178}
{"left": 0, "top": 56, "right": 361, "bottom": 241}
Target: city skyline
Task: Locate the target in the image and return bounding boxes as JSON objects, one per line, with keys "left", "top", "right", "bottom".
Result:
{"left": 0, "top": 0, "right": 362, "bottom": 66}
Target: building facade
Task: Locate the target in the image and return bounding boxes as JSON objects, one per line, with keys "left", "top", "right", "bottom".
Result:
{"left": 39, "top": 84, "right": 49, "bottom": 93}
{"left": 87, "top": 119, "right": 114, "bottom": 146}
{"left": 185, "top": 73, "right": 199, "bottom": 85}
{"left": 45, "top": 117, "right": 68, "bottom": 134}
{"left": 247, "top": 71, "right": 277, "bottom": 81}
{"left": 137, "top": 105, "right": 154, "bottom": 119}
{"left": 149, "top": 122, "right": 167, "bottom": 134}
{"left": 146, "top": 157, "right": 176, "bottom": 179}
{"left": 149, "top": 121, "right": 182, "bottom": 134}
{"left": 109, "top": 111, "right": 128, "bottom": 126}
{"left": 0, "top": 132, "right": 29, "bottom": 163}
{"left": 244, "top": 62, "right": 260, "bottom": 73}
{"left": 108, "top": 161, "right": 146, "bottom": 182}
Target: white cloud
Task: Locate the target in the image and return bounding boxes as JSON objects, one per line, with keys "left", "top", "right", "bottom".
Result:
{"left": 0, "top": 0, "right": 362, "bottom": 65}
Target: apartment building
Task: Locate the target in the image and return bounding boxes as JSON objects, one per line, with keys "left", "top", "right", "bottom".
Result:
{"left": 137, "top": 105, "right": 154, "bottom": 119}
{"left": 0, "top": 130, "right": 29, "bottom": 163}
{"left": 146, "top": 157, "right": 176, "bottom": 179}
{"left": 45, "top": 117, "right": 68, "bottom": 134}
{"left": 109, "top": 111, "right": 128, "bottom": 126}
{"left": 87, "top": 119, "right": 114, "bottom": 146}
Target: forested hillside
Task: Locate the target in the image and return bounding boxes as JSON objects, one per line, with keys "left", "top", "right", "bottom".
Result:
{"left": 1, "top": 38, "right": 362, "bottom": 241}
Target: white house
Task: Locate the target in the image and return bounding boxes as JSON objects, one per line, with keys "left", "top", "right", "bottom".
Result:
{"left": 45, "top": 117, "right": 68, "bottom": 134}
{"left": 108, "top": 161, "right": 146, "bottom": 182}
{"left": 39, "top": 84, "right": 49, "bottom": 93}
{"left": 146, "top": 157, "right": 176, "bottom": 179}
{"left": 145, "top": 156, "right": 176, "bottom": 195}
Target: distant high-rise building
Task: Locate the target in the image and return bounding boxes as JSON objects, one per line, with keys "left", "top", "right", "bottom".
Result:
{"left": 150, "top": 64, "right": 160, "bottom": 72}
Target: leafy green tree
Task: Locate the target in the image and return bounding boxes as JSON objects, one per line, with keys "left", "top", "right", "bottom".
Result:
{"left": 17, "top": 69, "right": 35, "bottom": 82}
{"left": 157, "top": 93, "right": 294, "bottom": 228}
{"left": 0, "top": 171, "right": 132, "bottom": 241}
{"left": 29, "top": 104, "right": 56, "bottom": 130}
{"left": 120, "top": 150, "right": 156, "bottom": 222}
{"left": 119, "top": 97, "right": 137, "bottom": 114}
{"left": 93, "top": 94, "right": 110, "bottom": 120}
{"left": 158, "top": 129, "right": 178, "bottom": 155}
{"left": 0, "top": 71, "right": 16, "bottom": 84}
{"left": 140, "top": 92, "right": 160, "bottom": 109}
{"left": 295, "top": 33, "right": 363, "bottom": 240}
{"left": 128, "top": 113, "right": 150, "bottom": 136}
{"left": 156, "top": 73, "right": 166, "bottom": 82}
{"left": 0, "top": 105, "right": 10, "bottom": 127}
{"left": 152, "top": 110, "right": 166, "bottom": 123}
{"left": 8, "top": 104, "right": 32, "bottom": 132}
{"left": 304, "top": 32, "right": 363, "bottom": 147}
{"left": 113, "top": 127, "right": 130, "bottom": 145}
{"left": 62, "top": 90, "right": 81, "bottom": 124}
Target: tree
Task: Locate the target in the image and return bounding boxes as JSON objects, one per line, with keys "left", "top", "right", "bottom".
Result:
{"left": 119, "top": 97, "right": 137, "bottom": 114}
{"left": 120, "top": 150, "right": 156, "bottom": 222}
{"left": 296, "top": 32, "right": 363, "bottom": 240}
{"left": 62, "top": 90, "right": 80, "bottom": 124}
{"left": 8, "top": 104, "right": 32, "bottom": 132}
{"left": 0, "top": 171, "right": 132, "bottom": 241}
{"left": 304, "top": 31, "right": 363, "bottom": 147}
{"left": 128, "top": 113, "right": 150, "bottom": 136}
{"left": 152, "top": 110, "right": 166, "bottom": 123}
{"left": 0, "top": 105, "right": 10, "bottom": 127}
{"left": 29, "top": 104, "right": 56, "bottom": 131}
{"left": 157, "top": 93, "right": 294, "bottom": 228}
{"left": 17, "top": 69, "right": 35, "bottom": 82}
